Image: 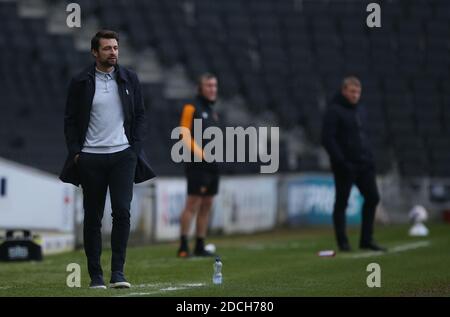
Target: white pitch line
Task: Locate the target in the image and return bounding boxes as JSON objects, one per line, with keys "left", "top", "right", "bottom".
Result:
{"left": 390, "top": 241, "right": 431, "bottom": 252}
{"left": 160, "top": 286, "right": 188, "bottom": 291}
{"left": 114, "top": 282, "right": 206, "bottom": 297}
{"left": 132, "top": 283, "right": 165, "bottom": 289}
{"left": 120, "top": 291, "right": 160, "bottom": 296}
{"left": 244, "top": 241, "right": 311, "bottom": 251}
{"left": 346, "top": 241, "right": 431, "bottom": 259}
{"left": 181, "top": 283, "right": 204, "bottom": 287}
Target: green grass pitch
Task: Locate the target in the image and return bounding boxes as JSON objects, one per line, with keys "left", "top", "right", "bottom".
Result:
{"left": 0, "top": 224, "right": 449, "bottom": 297}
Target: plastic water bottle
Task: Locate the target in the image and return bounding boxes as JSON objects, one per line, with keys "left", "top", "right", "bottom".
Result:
{"left": 213, "top": 256, "right": 223, "bottom": 285}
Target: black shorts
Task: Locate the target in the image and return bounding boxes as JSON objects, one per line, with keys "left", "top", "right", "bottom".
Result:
{"left": 186, "top": 168, "right": 220, "bottom": 196}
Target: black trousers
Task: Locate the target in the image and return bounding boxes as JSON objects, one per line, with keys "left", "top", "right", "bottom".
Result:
{"left": 332, "top": 164, "right": 380, "bottom": 247}
{"left": 78, "top": 147, "right": 137, "bottom": 278}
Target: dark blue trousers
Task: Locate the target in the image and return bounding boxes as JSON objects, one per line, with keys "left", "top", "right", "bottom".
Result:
{"left": 78, "top": 147, "right": 137, "bottom": 279}
{"left": 332, "top": 164, "right": 380, "bottom": 247}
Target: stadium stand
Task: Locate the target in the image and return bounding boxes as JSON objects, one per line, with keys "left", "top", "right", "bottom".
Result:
{"left": 0, "top": 0, "right": 449, "bottom": 178}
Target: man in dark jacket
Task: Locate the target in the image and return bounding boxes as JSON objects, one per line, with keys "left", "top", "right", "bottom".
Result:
{"left": 59, "top": 30, "right": 155, "bottom": 288}
{"left": 322, "top": 76, "right": 386, "bottom": 252}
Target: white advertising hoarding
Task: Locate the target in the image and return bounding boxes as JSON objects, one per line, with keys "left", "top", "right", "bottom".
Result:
{"left": 215, "top": 176, "right": 278, "bottom": 234}
{"left": 154, "top": 178, "right": 187, "bottom": 241}
{"left": 154, "top": 176, "right": 279, "bottom": 241}
{"left": 0, "top": 158, "right": 74, "bottom": 232}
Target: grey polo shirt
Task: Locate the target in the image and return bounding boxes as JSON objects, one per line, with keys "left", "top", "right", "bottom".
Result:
{"left": 82, "top": 67, "right": 130, "bottom": 154}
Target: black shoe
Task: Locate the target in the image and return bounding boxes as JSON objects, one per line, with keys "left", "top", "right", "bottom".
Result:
{"left": 177, "top": 247, "right": 191, "bottom": 258}
{"left": 338, "top": 242, "right": 352, "bottom": 252}
{"left": 193, "top": 248, "right": 215, "bottom": 257}
{"left": 89, "top": 275, "right": 107, "bottom": 289}
{"left": 360, "top": 242, "right": 387, "bottom": 252}
{"left": 110, "top": 271, "right": 131, "bottom": 289}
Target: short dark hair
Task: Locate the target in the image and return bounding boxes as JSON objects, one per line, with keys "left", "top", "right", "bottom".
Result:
{"left": 342, "top": 76, "right": 361, "bottom": 89}
{"left": 197, "top": 73, "right": 217, "bottom": 86}
{"left": 91, "top": 30, "right": 119, "bottom": 51}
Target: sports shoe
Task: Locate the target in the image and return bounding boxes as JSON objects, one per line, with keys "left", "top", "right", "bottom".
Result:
{"left": 109, "top": 271, "right": 131, "bottom": 289}
{"left": 177, "top": 247, "right": 191, "bottom": 258}
{"left": 193, "top": 248, "right": 215, "bottom": 257}
{"left": 89, "top": 275, "right": 107, "bottom": 289}
{"left": 338, "top": 242, "right": 352, "bottom": 252}
{"left": 360, "top": 242, "right": 387, "bottom": 252}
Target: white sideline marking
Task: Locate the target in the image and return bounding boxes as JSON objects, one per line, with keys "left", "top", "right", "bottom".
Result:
{"left": 114, "top": 282, "right": 205, "bottom": 297}
{"left": 121, "top": 291, "right": 158, "bottom": 296}
{"left": 133, "top": 283, "right": 164, "bottom": 288}
{"left": 160, "top": 286, "right": 188, "bottom": 291}
{"left": 244, "top": 241, "right": 309, "bottom": 251}
{"left": 346, "top": 241, "right": 431, "bottom": 259}
{"left": 181, "top": 283, "right": 204, "bottom": 287}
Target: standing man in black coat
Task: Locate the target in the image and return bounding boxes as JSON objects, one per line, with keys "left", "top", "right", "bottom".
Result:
{"left": 322, "top": 76, "right": 386, "bottom": 252}
{"left": 59, "top": 30, "right": 155, "bottom": 288}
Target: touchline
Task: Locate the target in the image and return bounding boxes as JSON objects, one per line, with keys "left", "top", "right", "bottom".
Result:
{"left": 171, "top": 119, "right": 279, "bottom": 174}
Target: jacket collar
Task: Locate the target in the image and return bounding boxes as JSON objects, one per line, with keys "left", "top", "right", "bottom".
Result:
{"left": 196, "top": 94, "right": 215, "bottom": 109}
{"left": 333, "top": 92, "right": 357, "bottom": 109}
{"left": 74, "top": 63, "right": 129, "bottom": 83}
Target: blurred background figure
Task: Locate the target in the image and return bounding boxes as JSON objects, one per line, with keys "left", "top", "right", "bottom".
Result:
{"left": 177, "top": 74, "right": 220, "bottom": 258}
{"left": 322, "top": 77, "right": 385, "bottom": 252}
